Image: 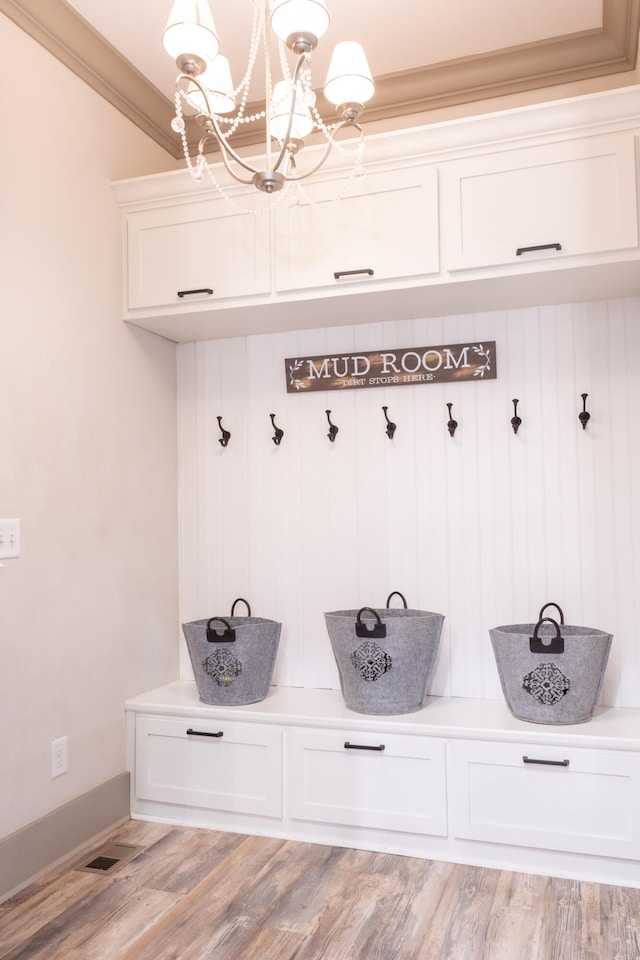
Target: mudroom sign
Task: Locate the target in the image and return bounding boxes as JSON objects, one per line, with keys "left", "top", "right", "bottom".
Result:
{"left": 285, "top": 341, "right": 496, "bottom": 393}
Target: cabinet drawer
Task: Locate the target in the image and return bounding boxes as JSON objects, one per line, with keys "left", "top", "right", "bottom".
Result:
{"left": 135, "top": 716, "right": 282, "bottom": 817}
{"left": 449, "top": 740, "right": 640, "bottom": 860}
{"left": 288, "top": 728, "right": 447, "bottom": 836}
{"left": 442, "top": 132, "right": 638, "bottom": 271}
{"left": 126, "top": 200, "right": 271, "bottom": 309}
{"left": 274, "top": 165, "right": 440, "bottom": 292}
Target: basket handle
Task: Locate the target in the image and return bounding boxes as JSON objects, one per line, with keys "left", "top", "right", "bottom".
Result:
{"left": 206, "top": 617, "right": 236, "bottom": 643}
{"left": 355, "top": 607, "right": 386, "bottom": 639}
{"left": 230, "top": 597, "right": 252, "bottom": 617}
{"left": 530, "top": 617, "right": 564, "bottom": 654}
{"left": 538, "top": 602, "right": 564, "bottom": 625}
{"left": 386, "top": 591, "right": 408, "bottom": 609}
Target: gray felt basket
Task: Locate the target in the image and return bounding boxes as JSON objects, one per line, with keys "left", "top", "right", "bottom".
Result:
{"left": 324, "top": 592, "right": 444, "bottom": 716}
{"left": 182, "top": 598, "right": 281, "bottom": 705}
{"left": 490, "top": 602, "right": 613, "bottom": 724}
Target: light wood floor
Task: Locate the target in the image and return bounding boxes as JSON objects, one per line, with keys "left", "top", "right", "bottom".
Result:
{"left": 1, "top": 820, "right": 639, "bottom": 960}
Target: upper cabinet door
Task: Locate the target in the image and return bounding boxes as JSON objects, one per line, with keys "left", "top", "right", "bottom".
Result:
{"left": 274, "top": 165, "right": 440, "bottom": 292}
{"left": 126, "top": 197, "right": 271, "bottom": 310}
{"left": 441, "top": 132, "right": 639, "bottom": 272}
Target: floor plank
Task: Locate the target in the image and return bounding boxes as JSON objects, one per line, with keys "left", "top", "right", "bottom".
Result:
{"left": 1, "top": 821, "right": 639, "bottom": 960}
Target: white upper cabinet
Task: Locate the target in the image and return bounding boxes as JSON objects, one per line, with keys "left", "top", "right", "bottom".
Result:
{"left": 125, "top": 196, "right": 271, "bottom": 310}
{"left": 113, "top": 89, "right": 640, "bottom": 340}
{"left": 273, "top": 164, "right": 440, "bottom": 292}
{"left": 441, "top": 132, "right": 638, "bottom": 272}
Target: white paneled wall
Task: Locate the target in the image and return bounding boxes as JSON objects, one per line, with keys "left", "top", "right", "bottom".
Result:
{"left": 178, "top": 297, "right": 640, "bottom": 707}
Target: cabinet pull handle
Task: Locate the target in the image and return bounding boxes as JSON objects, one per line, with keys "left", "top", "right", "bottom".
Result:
{"left": 186, "top": 728, "right": 224, "bottom": 738}
{"left": 177, "top": 288, "right": 214, "bottom": 298}
{"left": 344, "top": 741, "right": 385, "bottom": 752}
{"left": 333, "top": 269, "right": 374, "bottom": 280}
{"left": 515, "top": 243, "right": 561, "bottom": 256}
{"left": 522, "top": 755, "right": 569, "bottom": 767}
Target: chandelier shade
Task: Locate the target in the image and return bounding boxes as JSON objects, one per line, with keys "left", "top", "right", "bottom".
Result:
{"left": 164, "top": 0, "right": 375, "bottom": 199}
{"left": 324, "top": 41, "right": 375, "bottom": 107}
{"left": 185, "top": 55, "right": 236, "bottom": 114}
{"left": 162, "top": 0, "right": 220, "bottom": 67}
{"left": 270, "top": 80, "right": 315, "bottom": 140}
{"left": 270, "top": 0, "right": 330, "bottom": 47}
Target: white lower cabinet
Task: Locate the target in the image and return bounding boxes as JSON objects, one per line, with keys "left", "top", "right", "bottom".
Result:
{"left": 135, "top": 716, "right": 283, "bottom": 817}
{"left": 126, "top": 685, "right": 640, "bottom": 885}
{"left": 287, "top": 728, "right": 447, "bottom": 836}
{"left": 449, "top": 740, "right": 640, "bottom": 861}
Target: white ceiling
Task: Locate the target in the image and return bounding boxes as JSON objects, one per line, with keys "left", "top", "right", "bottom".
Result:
{"left": 65, "top": 0, "right": 604, "bottom": 104}
{"left": 2, "top": 0, "right": 636, "bottom": 158}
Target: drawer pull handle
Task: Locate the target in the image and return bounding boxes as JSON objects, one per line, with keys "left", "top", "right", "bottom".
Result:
{"left": 344, "top": 741, "right": 385, "bottom": 752}
{"left": 186, "top": 728, "right": 224, "bottom": 738}
{"left": 515, "top": 243, "right": 561, "bottom": 256}
{"left": 523, "top": 755, "right": 569, "bottom": 767}
{"left": 177, "top": 288, "right": 214, "bottom": 298}
{"left": 333, "top": 269, "right": 374, "bottom": 280}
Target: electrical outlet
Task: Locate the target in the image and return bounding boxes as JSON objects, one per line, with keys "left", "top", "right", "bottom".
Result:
{"left": 51, "top": 736, "right": 68, "bottom": 779}
{"left": 0, "top": 519, "right": 20, "bottom": 560}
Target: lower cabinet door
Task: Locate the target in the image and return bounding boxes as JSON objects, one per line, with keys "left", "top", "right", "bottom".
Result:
{"left": 287, "top": 728, "right": 447, "bottom": 836}
{"left": 449, "top": 740, "right": 640, "bottom": 860}
{"left": 135, "top": 716, "right": 282, "bottom": 817}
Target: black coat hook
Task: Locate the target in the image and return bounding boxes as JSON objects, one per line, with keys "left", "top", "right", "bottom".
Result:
{"left": 579, "top": 393, "right": 590, "bottom": 430}
{"left": 326, "top": 409, "right": 339, "bottom": 442}
{"left": 270, "top": 413, "right": 284, "bottom": 445}
{"left": 217, "top": 416, "right": 231, "bottom": 447}
{"left": 511, "top": 399, "right": 522, "bottom": 435}
{"left": 446, "top": 402, "right": 458, "bottom": 438}
{"left": 382, "top": 406, "right": 396, "bottom": 439}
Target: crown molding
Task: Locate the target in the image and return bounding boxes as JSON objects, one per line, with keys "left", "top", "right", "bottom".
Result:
{"left": 363, "top": 19, "right": 639, "bottom": 125}
{"left": 1, "top": 0, "right": 638, "bottom": 158}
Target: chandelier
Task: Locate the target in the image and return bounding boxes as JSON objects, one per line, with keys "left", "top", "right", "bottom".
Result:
{"left": 163, "top": 0, "right": 375, "bottom": 196}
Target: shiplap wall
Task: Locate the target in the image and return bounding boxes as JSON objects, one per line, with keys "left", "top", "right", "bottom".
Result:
{"left": 177, "top": 296, "right": 640, "bottom": 708}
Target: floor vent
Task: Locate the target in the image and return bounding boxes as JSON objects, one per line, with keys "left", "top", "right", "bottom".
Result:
{"left": 77, "top": 842, "right": 145, "bottom": 875}
{"left": 84, "top": 855, "right": 119, "bottom": 872}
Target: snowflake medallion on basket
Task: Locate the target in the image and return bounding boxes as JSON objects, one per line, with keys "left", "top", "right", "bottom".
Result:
{"left": 350, "top": 641, "right": 392, "bottom": 681}
{"left": 523, "top": 662, "right": 570, "bottom": 705}
{"left": 202, "top": 649, "right": 243, "bottom": 687}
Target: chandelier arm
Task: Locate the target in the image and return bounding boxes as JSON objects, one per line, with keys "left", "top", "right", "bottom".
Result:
{"left": 270, "top": 52, "right": 309, "bottom": 175}
{"left": 179, "top": 73, "right": 261, "bottom": 179}
{"left": 285, "top": 121, "right": 364, "bottom": 182}
{"left": 196, "top": 135, "right": 254, "bottom": 186}
{"left": 207, "top": 115, "right": 262, "bottom": 177}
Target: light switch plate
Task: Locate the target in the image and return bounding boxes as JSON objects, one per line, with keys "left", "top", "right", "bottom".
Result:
{"left": 0, "top": 519, "right": 20, "bottom": 559}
